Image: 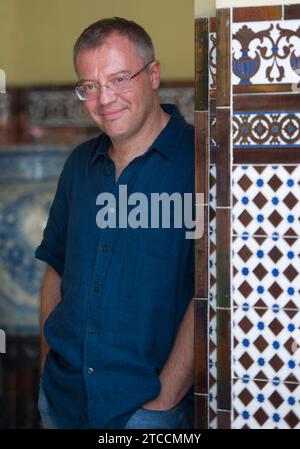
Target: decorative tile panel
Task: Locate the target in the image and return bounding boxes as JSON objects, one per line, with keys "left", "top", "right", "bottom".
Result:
{"left": 233, "top": 306, "right": 300, "bottom": 383}
{"left": 233, "top": 111, "right": 300, "bottom": 148}
{"left": 232, "top": 236, "right": 300, "bottom": 309}
{"left": 232, "top": 20, "right": 300, "bottom": 86}
{"left": 232, "top": 165, "right": 300, "bottom": 237}
{"left": 0, "top": 149, "right": 69, "bottom": 334}
{"left": 233, "top": 378, "right": 300, "bottom": 429}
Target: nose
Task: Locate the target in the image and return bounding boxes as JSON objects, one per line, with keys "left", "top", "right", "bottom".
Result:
{"left": 96, "top": 84, "right": 117, "bottom": 106}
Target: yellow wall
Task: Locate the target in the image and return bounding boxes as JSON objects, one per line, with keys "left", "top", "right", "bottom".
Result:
{"left": 216, "top": 0, "right": 299, "bottom": 8}
{"left": 1, "top": 0, "right": 194, "bottom": 86}
{"left": 195, "top": 0, "right": 216, "bottom": 17}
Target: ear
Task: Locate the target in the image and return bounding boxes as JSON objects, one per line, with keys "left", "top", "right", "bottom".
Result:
{"left": 149, "top": 60, "right": 160, "bottom": 90}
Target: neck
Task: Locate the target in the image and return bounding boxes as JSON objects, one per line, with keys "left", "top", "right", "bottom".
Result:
{"left": 109, "top": 101, "right": 170, "bottom": 165}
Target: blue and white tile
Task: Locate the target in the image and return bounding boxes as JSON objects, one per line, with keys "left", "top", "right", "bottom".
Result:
{"left": 233, "top": 378, "right": 300, "bottom": 429}
{"left": 232, "top": 165, "right": 300, "bottom": 237}
{"left": 232, "top": 20, "right": 300, "bottom": 86}
{"left": 233, "top": 306, "right": 300, "bottom": 383}
{"left": 232, "top": 235, "right": 300, "bottom": 309}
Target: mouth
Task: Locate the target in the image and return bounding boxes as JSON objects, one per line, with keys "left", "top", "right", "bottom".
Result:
{"left": 100, "top": 108, "right": 127, "bottom": 121}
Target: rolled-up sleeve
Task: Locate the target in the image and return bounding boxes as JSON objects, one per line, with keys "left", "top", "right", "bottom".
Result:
{"left": 35, "top": 157, "right": 71, "bottom": 277}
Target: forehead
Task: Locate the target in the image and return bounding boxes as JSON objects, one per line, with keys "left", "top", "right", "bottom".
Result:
{"left": 75, "top": 33, "right": 143, "bottom": 75}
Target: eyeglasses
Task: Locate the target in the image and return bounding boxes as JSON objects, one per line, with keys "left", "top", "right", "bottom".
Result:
{"left": 75, "top": 60, "right": 154, "bottom": 101}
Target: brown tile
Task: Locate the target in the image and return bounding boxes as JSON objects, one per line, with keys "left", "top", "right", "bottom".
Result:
{"left": 216, "top": 108, "right": 231, "bottom": 207}
{"left": 195, "top": 299, "right": 208, "bottom": 394}
{"left": 195, "top": 207, "right": 208, "bottom": 298}
{"left": 216, "top": 208, "right": 231, "bottom": 309}
{"left": 195, "top": 111, "right": 208, "bottom": 200}
{"left": 285, "top": 4, "right": 300, "bottom": 20}
{"left": 210, "top": 17, "right": 216, "bottom": 33}
{"left": 218, "top": 410, "right": 231, "bottom": 429}
{"left": 210, "top": 98, "right": 216, "bottom": 116}
{"left": 233, "top": 148, "right": 300, "bottom": 164}
{"left": 217, "top": 308, "right": 231, "bottom": 411}
{"left": 216, "top": 9, "right": 231, "bottom": 107}
{"left": 210, "top": 147, "right": 216, "bottom": 164}
{"left": 234, "top": 84, "right": 293, "bottom": 94}
{"left": 195, "top": 19, "right": 209, "bottom": 112}
{"left": 234, "top": 93, "right": 300, "bottom": 113}
{"left": 233, "top": 5, "right": 282, "bottom": 22}
{"left": 194, "top": 394, "right": 208, "bottom": 429}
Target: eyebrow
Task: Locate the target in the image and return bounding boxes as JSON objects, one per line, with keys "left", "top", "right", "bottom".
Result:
{"left": 79, "top": 69, "right": 132, "bottom": 83}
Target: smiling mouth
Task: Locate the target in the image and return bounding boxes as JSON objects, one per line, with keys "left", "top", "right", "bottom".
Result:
{"left": 100, "top": 108, "right": 127, "bottom": 120}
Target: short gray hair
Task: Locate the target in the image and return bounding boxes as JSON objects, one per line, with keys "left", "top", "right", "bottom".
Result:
{"left": 73, "top": 17, "right": 155, "bottom": 67}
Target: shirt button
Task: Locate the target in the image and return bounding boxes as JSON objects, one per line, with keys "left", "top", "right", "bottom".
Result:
{"left": 88, "top": 367, "right": 94, "bottom": 374}
{"left": 91, "top": 286, "right": 100, "bottom": 293}
{"left": 106, "top": 170, "right": 112, "bottom": 176}
{"left": 109, "top": 207, "right": 115, "bottom": 213}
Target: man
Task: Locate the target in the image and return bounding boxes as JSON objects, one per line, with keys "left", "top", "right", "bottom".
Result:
{"left": 35, "top": 17, "right": 195, "bottom": 429}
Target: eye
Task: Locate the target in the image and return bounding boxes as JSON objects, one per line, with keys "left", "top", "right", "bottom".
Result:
{"left": 85, "top": 83, "right": 97, "bottom": 91}
{"left": 110, "top": 76, "right": 127, "bottom": 85}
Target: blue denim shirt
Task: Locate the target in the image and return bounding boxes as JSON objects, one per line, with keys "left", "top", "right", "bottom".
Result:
{"left": 35, "top": 104, "right": 195, "bottom": 428}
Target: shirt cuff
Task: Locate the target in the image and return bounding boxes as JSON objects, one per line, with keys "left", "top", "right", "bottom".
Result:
{"left": 35, "top": 244, "right": 64, "bottom": 277}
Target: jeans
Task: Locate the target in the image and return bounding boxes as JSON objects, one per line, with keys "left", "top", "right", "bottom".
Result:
{"left": 38, "top": 378, "right": 60, "bottom": 429}
{"left": 124, "top": 402, "right": 191, "bottom": 429}
{"left": 38, "top": 377, "right": 191, "bottom": 429}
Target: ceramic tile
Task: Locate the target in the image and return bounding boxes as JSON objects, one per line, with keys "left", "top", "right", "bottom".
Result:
{"left": 209, "top": 164, "right": 217, "bottom": 208}
{"left": 209, "top": 32, "right": 217, "bottom": 91}
{"left": 284, "top": 4, "right": 300, "bottom": 20}
{"left": 216, "top": 209, "right": 231, "bottom": 308}
{"left": 0, "top": 181, "right": 57, "bottom": 333}
{"left": 234, "top": 93, "right": 300, "bottom": 113}
{"left": 216, "top": 108, "right": 232, "bottom": 207}
{"left": 233, "top": 378, "right": 300, "bottom": 429}
{"left": 195, "top": 394, "right": 208, "bottom": 429}
{"left": 217, "top": 9, "right": 231, "bottom": 107}
{"left": 209, "top": 305, "right": 217, "bottom": 370}
{"left": 232, "top": 20, "right": 300, "bottom": 86}
{"left": 195, "top": 19, "right": 209, "bottom": 112}
{"left": 218, "top": 410, "right": 232, "bottom": 429}
{"left": 195, "top": 208, "right": 208, "bottom": 299}
{"left": 232, "top": 236, "right": 300, "bottom": 309}
{"left": 195, "top": 111, "right": 209, "bottom": 199}
{"left": 232, "top": 165, "right": 300, "bottom": 237}
{"left": 233, "top": 6, "right": 282, "bottom": 23}
{"left": 233, "top": 307, "right": 300, "bottom": 383}
{"left": 195, "top": 300, "right": 208, "bottom": 394}
{"left": 217, "top": 308, "right": 232, "bottom": 410}
{"left": 233, "top": 111, "right": 300, "bottom": 148}
{"left": 209, "top": 400, "right": 218, "bottom": 429}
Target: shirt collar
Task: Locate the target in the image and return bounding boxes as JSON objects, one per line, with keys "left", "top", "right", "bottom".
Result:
{"left": 90, "top": 103, "right": 187, "bottom": 164}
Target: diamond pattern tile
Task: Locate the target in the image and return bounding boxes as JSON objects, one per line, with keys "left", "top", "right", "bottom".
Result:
{"left": 233, "top": 307, "right": 300, "bottom": 383}
{"left": 232, "top": 165, "right": 300, "bottom": 237}
{"left": 233, "top": 379, "right": 300, "bottom": 429}
{"left": 233, "top": 236, "right": 300, "bottom": 309}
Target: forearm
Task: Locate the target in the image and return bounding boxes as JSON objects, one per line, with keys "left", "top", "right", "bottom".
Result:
{"left": 144, "top": 298, "right": 194, "bottom": 410}
{"left": 39, "top": 264, "right": 62, "bottom": 373}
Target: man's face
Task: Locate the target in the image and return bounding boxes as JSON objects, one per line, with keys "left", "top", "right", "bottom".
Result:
{"left": 75, "top": 33, "right": 160, "bottom": 142}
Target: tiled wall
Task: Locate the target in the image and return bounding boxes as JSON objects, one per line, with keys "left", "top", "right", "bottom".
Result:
{"left": 195, "top": 3, "right": 300, "bottom": 429}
